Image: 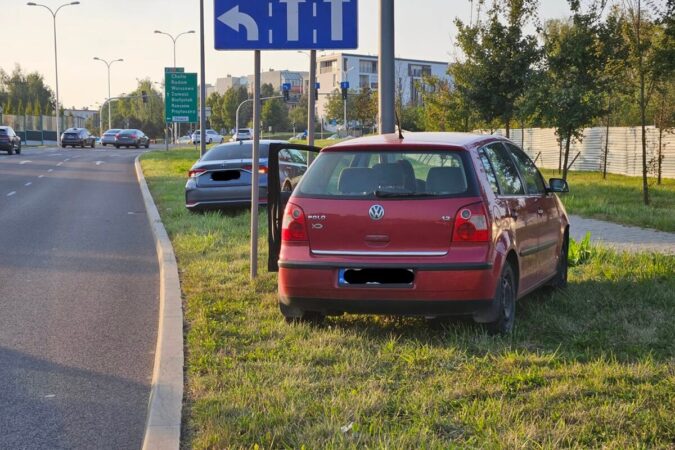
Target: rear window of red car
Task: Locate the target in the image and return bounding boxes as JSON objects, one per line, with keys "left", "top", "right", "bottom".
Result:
{"left": 295, "top": 149, "right": 478, "bottom": 199}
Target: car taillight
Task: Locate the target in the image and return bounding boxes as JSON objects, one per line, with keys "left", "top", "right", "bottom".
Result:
{"left": 243, "top": 164, "right": 268, "bottom": 174}
{"left": 115, "top": 133, "right": 121, "bottom": 138}
{"left": 452, "top": 202, "right": 490, "bottom": 242}
{"left": 130, "top": 134, "right": 137, "bottom": 139}
{"left": 188, "top": 168, "right": 207, "bottom": 178}
{"left": 282, "top": 202, "right": 308, "bottom": 242}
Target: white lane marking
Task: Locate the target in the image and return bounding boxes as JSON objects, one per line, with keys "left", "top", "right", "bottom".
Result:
{"left": 25, "top": 182, "right": 32, "bottom": 187}
{"left": 38, "top": 175, "right": 45, "bottom": 178}
{"left": 20, "top": 160, "right": 32, "bottom": 165}
{"left": 45, "top": 394, "right": 56, "bottom": 399}
{"left": 7, "top": 191, "right": 16, "bottom": 197}
{"left": 48, "top": 169, "right": 54, "bottom": 172}
{"left": 57, "top": 162, "right": 64, "bottom": 166}
{"left": 64, "top": 158, "right": 70, "bottom": 162}
{"left": 96, "top": 161, "right": 104, "bottom": 166}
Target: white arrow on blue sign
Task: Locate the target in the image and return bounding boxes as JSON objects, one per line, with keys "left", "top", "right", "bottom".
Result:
{"left": 214, "top": 0, "right": 358, "bottom": 50}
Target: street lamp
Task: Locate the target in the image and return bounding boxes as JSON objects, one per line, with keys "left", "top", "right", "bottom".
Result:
{"left": 154, "top": 29, "right": 195, "bottom": 69}
{"left": 27, "top": 1, "right": 80, "bottom": 146}
{"left": 93, "top": 57, "right": 123, "bottom": 131}
{"left": 154, "top": 29, "right": 195, "bottom": 143}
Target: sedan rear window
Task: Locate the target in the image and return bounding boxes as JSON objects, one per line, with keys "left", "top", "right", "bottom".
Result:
{"left": 295, "top": 150, "right": 476, "bottom": 199}
{"left": 0, "top": 129, "right": 7, "bottom": 135}
{"left": 202, "top": 143, "right": 269, "bottom": 161}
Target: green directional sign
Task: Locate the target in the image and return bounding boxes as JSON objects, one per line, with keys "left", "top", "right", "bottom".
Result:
{"left": 165, "top": 71, "right": 197, "bottom": 123}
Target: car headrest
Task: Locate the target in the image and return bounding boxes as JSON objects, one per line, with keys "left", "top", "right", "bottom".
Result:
{"left": 338, "top": 168, "right": 375, "bottom": 194}
{"left": 426, "top": 167, "right": 467, "bottom": 194}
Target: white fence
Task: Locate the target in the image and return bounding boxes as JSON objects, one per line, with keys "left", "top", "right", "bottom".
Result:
{"left": 483, "top": 127, "right": 675, "bottom": 179}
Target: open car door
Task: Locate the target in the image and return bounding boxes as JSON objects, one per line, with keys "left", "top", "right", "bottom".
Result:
{"left": 267, "top": 143, "right": 322, "bottom": 272}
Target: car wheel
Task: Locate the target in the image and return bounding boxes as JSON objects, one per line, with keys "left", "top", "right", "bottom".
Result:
{"left": 208, "top": 138, "right": 213, "bottom": 144}
{"left": 91, "top": 141, "right": 95, "bottom": 148}
{"left": 549, "top": 234, "right": 569, "bottom": 289}
{"left": 485, "top": 263, "right": 517, "bottom": 335}
{"left": 16, "top": 142, "right": 21, "bottom": 154}
{"left": 102, "top": 143, "right": 107, "bottom": 147}
{"left": 81, "top": 142, "right": 85, "bottom": 148}
{"left": 115, "top": 145, "right": 120, "bottom": 149}
{"left": 135, "top": 143, "right": 140, "bottom": 149}
{"left": 8, "top": 147, "right": 14, "bottom": 155}
{"left": 61, "top": 144, "right": 66, "bottom": 148}
{"left": 145, "top": 142, "right": 150, "bottom": 149}
{"left": 279, "top": 302, "right": 325, "bottom": 325}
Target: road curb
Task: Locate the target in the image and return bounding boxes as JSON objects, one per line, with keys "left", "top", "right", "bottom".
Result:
{"left": 135, "top": 155, "right": 184, "bottom": 450}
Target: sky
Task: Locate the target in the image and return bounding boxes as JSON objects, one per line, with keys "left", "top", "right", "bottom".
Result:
{"left": 1, "top": 0, "right": 573, "bottom": 110}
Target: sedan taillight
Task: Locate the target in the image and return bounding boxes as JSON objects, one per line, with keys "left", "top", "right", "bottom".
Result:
{"left": 188, "top": 168, "right": 207, "bottom": 178}
{"left": 243, "top": 164, "right": 268, "bottom": 174}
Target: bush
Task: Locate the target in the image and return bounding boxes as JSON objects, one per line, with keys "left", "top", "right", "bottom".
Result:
{"left": 569, "top": 232, "right": 595, "bottom": 266}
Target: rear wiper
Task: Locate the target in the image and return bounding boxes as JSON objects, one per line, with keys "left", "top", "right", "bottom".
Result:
{"left": 374, "top": 190, "right": 434, "bottom": 198}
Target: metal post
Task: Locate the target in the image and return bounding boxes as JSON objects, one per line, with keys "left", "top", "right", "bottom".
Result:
{"left": 379, "top": 0, "right": 396, "bottom": 134}
{"left": 52, "top": 14, "right": 61, "bottom": 146}
{"left": 343, "top": 97, "right": 347, "bottom": 136}
{"left": 250, "top": 51, "right": 261, "bottom": 280}
{"left": 308, "top": 50, "right": 317, "bottom": 147}
{"left": 199, "top": 0, "right": 207, "bottom": 157}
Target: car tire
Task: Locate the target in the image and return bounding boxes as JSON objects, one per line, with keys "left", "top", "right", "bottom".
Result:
{"left": 549, "top": 234, "right": 569, "bottom": 289}
{"left": 115, "top": 145, "right": 120, "bottom": 149}
{"left": 16, "top": 143, "right": 21, "bottom": 155}
{"left": 61, "top": 144, "right": 66, "bottom": 148}
{"left": 485, "top": 263, "right": 517, "bottom": 335}
{"left": 279, "top": 302, "right": 325, "bottom": 324}
{"left": 8, "top": 147, "right": 14, "bottom": 155}
{"left": 145, "top": 142, "right": 150, "bottom": 149}
{"left": 91, "top": 141, "right": 95, "bottom": 148}
{"left": 135, "top": 144, "right": 140, "bottom": 149}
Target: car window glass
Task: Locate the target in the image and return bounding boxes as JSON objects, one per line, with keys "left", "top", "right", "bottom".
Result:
{"left": 279, "top": 149, "right": 291, "bottom": 162}
{"left": 483, "top": 143, "right": 524, "bottom": 195}
{"left": 506, "top": 143, "right": 546, "bottom": 195}
{"left": 478, "top": 148, "right": 500, "bottom": 195}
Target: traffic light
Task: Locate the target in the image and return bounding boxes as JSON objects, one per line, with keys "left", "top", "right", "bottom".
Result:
{"left": 340, "top": 81, "right": 349, "bottom": 100}
{"left": 282, "top": 83, "right": 291, "bottom": 102}
{"left": 141, "top": 90, "right": 148, "bottom": 104}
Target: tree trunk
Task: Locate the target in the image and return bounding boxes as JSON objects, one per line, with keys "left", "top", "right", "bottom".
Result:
{"left": 558, "top": 137, "right": 563, "bottom": 175}
{"left": 636, "top": 0, "right": 650, "bottom": 205}
{"left": 520, "top": 119, "right": 525, "bottom": 148}
{"left": 658, "top": 126, "right": 663, "bottom": 185}
{"left": 505, "top": 119, "right": 510, "bottom": 139}
{"left": 603, "top": 112, "right": 610, "bottom": 179}
{"left": 562, "top": 129, "right": 572, "bottom": 180}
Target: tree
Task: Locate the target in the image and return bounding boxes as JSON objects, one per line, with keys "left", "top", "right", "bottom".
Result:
{"left": 324, "top": 89, "right": 347, "bottom": 125}
{"left": 289, "top": 95, "right": 308, "bottom": 132}
{"left": 453, "top": 0, "right": 541, "bottom": 137}
{"left": 0, "top": 65, "right": 55, "bottom": 116}
{"left": 421, "top": 75, "right": 479, "bottom": 132}
{"left": 352, "top": 87, "right": 378, "bottom": 131}
{"left": 537, "top": 3, "right": 608, "bottom": 180}
{"left": 261, "top": 98, "right": 289, "bottom": 132}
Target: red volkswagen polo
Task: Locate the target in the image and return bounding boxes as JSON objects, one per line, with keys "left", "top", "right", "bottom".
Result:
{"left": 266, "top": 133, "right": 570, "bottom": 334}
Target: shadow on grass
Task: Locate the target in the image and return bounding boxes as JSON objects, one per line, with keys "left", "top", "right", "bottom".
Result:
{"left": 304, "top": 270, "right": 674, "bottom": 364}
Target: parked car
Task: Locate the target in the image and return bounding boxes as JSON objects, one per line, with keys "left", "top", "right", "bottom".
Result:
{"left": 191, "top": 129, "right": 225, "bottom": 144}
{"left": 230, "top": 128, "right": 253, "bottom": 141}
{"left": 101, "top": 129, "right": 122, "bottom": 146}
{"left": 0, "top": 126, "right": 21, "bottom": 155}
{"left": 177, "top": 134, "right": 193, "bottom": 145}
{"left": 114, "top": 129, "right": 150, "bottom": 148}
{"left": 185, "top": 140, "right": 307, "bottom": 211}
{"left": 266, "top": 133, "right": 570, "bottom": 334}
{"left": 61, "top": 128, "right": 96, "bottom": 148}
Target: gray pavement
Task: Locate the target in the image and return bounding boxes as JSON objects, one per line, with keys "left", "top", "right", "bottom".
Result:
{"left": 570, "top": 215, "right": 675, "bottom": 255}
{"left": 0, "top": 146, "right": 159, "bottom": 449}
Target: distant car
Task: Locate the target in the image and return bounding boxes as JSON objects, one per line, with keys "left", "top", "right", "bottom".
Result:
{"left": 0, "top": 126, "right": 21, "bottom": 155}
{"left": 293, "top": 131, "right": 308, "bottom": 140}
{"left": 230, "top": 128, "right": 252, "bottom": 141}
{"left": 101, "top": 129, "right": 122, "bottom": 146}
{"left": 177, "top": 134, "right": 193, "bottom": 145}
{"left": 114, "top": 129, "right": 150, "bottom": 149}
{"left": 185, "top": 140, "right": 307, "bottom": 211}
{"left": 191, "top": 129, "right": 225, "bottom": 144}
{"left": 61, "top": 128, "right": 96, "bottom": 148}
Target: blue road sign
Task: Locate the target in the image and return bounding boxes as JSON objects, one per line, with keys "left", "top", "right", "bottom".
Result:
{"left": 315, "top": 82, "right": 320, "bottom": 89}
{"left": 340, "top": 81, "right": 350, "bottom": 89}
{"left": 214, "top": 0, "right": 358, "bottom": 50}
{"left": 282, "top": 83, "right": 292, "bottom": 91}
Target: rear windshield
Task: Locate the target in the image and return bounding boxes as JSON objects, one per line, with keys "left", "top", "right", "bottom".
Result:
{"left": 202, "top": 143, "right": 269, "bottom": 161}
{"left": 295, "top": 149, "right": 477, "bottom": 199}
{"left": 0, "top": 129, "right": 7, "bottom": 135}
{"left": 121, "top": 130, "right": 137, "bottom": 135}
{"left": 104, "top": 129, "right": 121, "bottom": 134}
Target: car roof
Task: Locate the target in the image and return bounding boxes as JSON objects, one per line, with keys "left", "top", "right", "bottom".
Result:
{"left": 325, "top": 132, "right": 504, "bottom": 151}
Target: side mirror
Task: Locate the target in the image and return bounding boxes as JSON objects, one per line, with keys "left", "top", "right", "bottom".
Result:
{"left": 548, "top": 178, "right": 569, "bottom": 194}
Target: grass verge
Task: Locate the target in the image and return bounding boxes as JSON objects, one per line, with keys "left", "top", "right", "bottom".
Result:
{"left": 141, "top": 149, "right": 675, "bottom": 449}
{"left": 542, "top": 170, "right": 675, "bottom": 232}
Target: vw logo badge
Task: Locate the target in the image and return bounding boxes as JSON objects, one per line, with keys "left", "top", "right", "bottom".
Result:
{"left": 369, "top": 204, "right": 385, "bottom": 221}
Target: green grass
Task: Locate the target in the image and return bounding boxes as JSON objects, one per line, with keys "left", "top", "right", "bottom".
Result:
{"left": 141, "top": 149, "right": 675, "bottom": 449}
{"left": 542, "top": 170, "right": 675, "bottom": 232}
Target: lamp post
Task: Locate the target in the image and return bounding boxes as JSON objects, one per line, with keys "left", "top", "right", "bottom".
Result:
{"left": 343, "top": 66, "right": 355, "bottom": 135}
{"left": 154, "top": 29, "right": 195, "bottom": 143}
{"left": 93, "top": 57, "right": 123, "bottom": 131}
{"left": 27, "top": 1, "right": 80, "bottom": 147}
{"left": 297, "top": 50, "right": 317, "bottom": 148}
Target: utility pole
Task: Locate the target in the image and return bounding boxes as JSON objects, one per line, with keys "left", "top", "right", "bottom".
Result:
{"left": 198, "top": 0, "right": 207, "bottom": 157}
{"left": 250, "top": 51, "right": 261, "bottom": 279}
{"left": 379, "top": 0, "right": 396, "bottom": 134}
{"left": 308, "top": 50, "right": 317, "bottom": 147}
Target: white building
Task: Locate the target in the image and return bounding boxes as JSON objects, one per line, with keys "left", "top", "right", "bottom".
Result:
{"left": 316, "top": 52, "right": 450, "bottom": 120}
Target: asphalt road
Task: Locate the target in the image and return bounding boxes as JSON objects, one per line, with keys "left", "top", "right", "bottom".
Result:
{"left": 0, "top": 146, "right": 160, "bottom": 449}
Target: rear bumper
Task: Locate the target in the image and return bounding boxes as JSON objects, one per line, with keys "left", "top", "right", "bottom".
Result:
{"left": 61, "top": 140, "right": 83, "bottom": 146}
{"left": 0, "top": 142, "right": 13, "bottom": 151}
{"left": 278, "top": 261, "right": 499, "bottom": 317}
{"left": 185, "top": 184, "right": 267, "bottom": 210}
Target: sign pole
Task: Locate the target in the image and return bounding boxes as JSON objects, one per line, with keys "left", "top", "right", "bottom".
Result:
{"left": 199, "top": 0, "right": 207, "bottom": 157}
{"left": 379, "top": 0, "right": 395, "bottom": 134}
{"left": 308, "top": 50, "right": 316, "bottom": 148}
{"left": 250, "top": 50, "right": 261, "bottom": 280}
